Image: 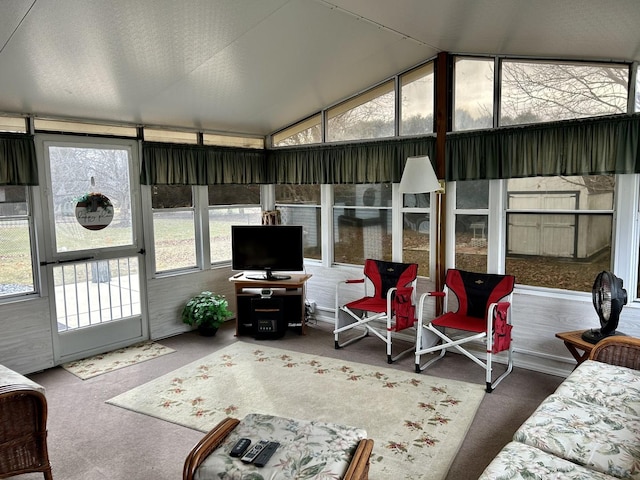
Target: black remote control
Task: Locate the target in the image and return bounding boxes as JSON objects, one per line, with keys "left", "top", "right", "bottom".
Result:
{"left": 229, "top": 438, "right": 251, "bottom": 457}
{"left": 240, "top": 440, "right": 269, "bottom": 463}
{"left": 253, "top": 441, "right": 280, "bottom": 467}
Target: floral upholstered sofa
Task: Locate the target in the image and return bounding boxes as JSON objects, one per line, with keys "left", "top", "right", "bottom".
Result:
{"left": 479, "top": 336, "right": 640, "bottom": 480}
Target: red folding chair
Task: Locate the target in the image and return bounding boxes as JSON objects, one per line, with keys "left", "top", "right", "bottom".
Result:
{"left": 415, "top": 269, "right": 515, "bottom": 392}
{"left": 334, "top": 259, "right": 418, "bottom": 363}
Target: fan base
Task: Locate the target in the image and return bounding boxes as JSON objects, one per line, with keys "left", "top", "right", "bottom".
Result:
{"left": 581, "top": 329, "right": 626, "bottom": 344}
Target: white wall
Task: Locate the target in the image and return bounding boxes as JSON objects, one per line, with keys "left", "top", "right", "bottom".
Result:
{"left": 3, "top": 261, "right": 640, "bottom": 377}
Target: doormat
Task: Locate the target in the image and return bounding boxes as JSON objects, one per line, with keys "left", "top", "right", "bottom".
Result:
{"left": 107, "top": 342, "right": 485, "bottom": 479}
{"left": 62, "top": 341, "right": 175, "bottom": 380}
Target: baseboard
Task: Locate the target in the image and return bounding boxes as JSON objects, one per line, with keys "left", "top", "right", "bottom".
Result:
{"left": 314, "top": 308, "right": 573, "bottom": 378}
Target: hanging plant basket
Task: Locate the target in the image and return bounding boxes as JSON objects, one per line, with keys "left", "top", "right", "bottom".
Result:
{"left": 74, "top": 192, "right": 114, "bottom": 231}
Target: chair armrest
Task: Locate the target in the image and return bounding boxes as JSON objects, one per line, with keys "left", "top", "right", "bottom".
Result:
{"left": 183, "top": 417, "right": 240, "bottom": 480}
{"left": 343, "top": 438, "right": 374, "bottom": 480}
{"left": 588, "top": 336, "right": 640, "bottom": 370}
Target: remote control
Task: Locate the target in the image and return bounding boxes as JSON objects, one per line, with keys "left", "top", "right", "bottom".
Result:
{"left": 229, "top": 438, "right": 251, "bottom": 457}
{"left": 240, "top": 440, "right": 269, "bottom": 463}
{"left": 253, "top": 441, "right": 280, "bottom": 467}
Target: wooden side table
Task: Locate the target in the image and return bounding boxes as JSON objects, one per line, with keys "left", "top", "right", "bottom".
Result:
{"left": 555, "top": 330, "right": 595, "bottom": 365}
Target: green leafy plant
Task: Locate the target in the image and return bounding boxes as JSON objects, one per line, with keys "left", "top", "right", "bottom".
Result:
{"left": 182, "top": 291, "right": 232, "bottom": 330}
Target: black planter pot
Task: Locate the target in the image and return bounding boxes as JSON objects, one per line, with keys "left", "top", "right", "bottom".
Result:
{"left": 197, "top": 325, "right": 219, "bottom": 337}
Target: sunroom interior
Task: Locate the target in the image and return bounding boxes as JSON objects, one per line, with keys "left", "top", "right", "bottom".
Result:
{"left": 1, "top": 0, "right": 640, "bottom": 379}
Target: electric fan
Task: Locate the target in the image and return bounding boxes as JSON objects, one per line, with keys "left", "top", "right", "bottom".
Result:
{"left": 581, "top": 271, "right": 628, "bottom": 344}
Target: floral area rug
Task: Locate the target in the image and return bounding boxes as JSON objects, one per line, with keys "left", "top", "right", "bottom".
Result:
{"left": 107, "top": 342, "right": 484, "bottom": 479}
{"left": 61, "top": 341, "right": 175, "bottom": 380}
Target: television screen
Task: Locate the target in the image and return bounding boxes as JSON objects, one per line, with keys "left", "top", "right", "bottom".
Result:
{"left": 231, "top": 225, "right": 304, "bottom": 280}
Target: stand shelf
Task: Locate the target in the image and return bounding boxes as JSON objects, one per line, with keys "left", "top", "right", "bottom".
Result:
{"left": 229, "top": 273, "right": 311, "bottom": 338}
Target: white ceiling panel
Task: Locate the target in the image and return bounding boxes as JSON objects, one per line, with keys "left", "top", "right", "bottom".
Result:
{"left": 0, "top": 0, "right": 638, "bottom": 136}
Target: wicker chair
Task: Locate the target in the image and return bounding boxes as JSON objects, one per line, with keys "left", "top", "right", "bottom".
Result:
{"left": 588, "top": 335, "right": 640, "bottom": 370}
{"left": 0, "top": 384, "right": 53, "bottom": 480}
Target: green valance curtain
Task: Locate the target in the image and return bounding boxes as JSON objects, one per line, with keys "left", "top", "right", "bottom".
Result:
{"left": 141, "top": 114, "right": 640, "bottom": 186}
{"left": 141, "top": 142, "right": 267, "bottom": 185}
{"left": 0, "top": 133, "right": 38, "bottom": 186}
{"left": 266, "top": 136, "right": 436, "bottom": 184}
{"left": 447, "top": 113, "right": 640, "bottom": 181}
{"left": 141, "top": 136, "right": 436, "bottom": 185}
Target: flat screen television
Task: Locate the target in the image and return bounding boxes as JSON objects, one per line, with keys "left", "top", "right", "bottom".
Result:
{"left": 231, "top": 225, "right": 304, "bottom": 281}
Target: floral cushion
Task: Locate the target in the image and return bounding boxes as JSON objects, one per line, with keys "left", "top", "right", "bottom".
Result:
{"left": 478, "top": 441, "right": 617, "bottom": 480}
{"left": 194, "top": 413, "right": 368, "bottom": 480}
{"left": 0, "top": 364, "right": 45, "bottom": 394}
{"left": 554, "top": 360, "right": 640, "bottom": 416}
{"left": 514, "top": 394, "right": 640, "bottom": 479}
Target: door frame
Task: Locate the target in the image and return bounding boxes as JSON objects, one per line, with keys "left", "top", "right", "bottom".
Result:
{"left": 35, "top": 133, "right": 149, "bottom": 364}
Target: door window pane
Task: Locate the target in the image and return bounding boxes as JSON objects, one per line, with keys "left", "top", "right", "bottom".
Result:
{"left": 48, "top": 145, "right": 133, "bottom": 252}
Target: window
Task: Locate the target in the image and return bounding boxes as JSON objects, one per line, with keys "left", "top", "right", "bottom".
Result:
{"left": 636, "top": 64, "right": 640, "bottom": 113}
{"left": 505, "top": 175, "right": 613, "bottom": 292}
{"left": 48, "top": 145, "right": 134, "bottom": 252}
{"left": 0, "top": 116, "right": 27, "bottom": 133}
{"left": 34, "top": 119, "right": 137, "bottom": 137}
{"left": 272, "top": 115, "right": 322, "bottom": 146}
{"left": 500, "top": 60, "right": 628, "bottom": 125}
{"left": 402, "top": 192, "right": 430, "bottom": 277}
{"left": 143, "top": 129, "right": 198, "bottom": 144}
{"left": 151, "top": 185, "right": 197, "bottom": 273}
{"left": 333, "top": 184, "right": 392, "bottom": 265}
{"left": 0, "top": 186, "right": 35, "bottom": 298}
{"left": 275, "top": 185, "right": 322, "bottom": 260}
{"left": 208, "top": 185, "right": 261, "bottom": 264}
{"left": 400, "top": 62, "right": 434, "bottom": 136}
{"left": 327, "top": 81, "right": 395, "bottom": 142}
{"left": 454, "top": 57, "right": 494, "bottom": 131}
{"left": 203, "top": 133, "right": 264, "bottom": 149}
{"left": 454, "top": 180, "right": 489, "bottom": 273}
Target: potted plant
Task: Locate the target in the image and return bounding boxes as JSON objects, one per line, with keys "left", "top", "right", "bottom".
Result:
{"left": 182, "top": 291, "right": 233, "bottom": 336}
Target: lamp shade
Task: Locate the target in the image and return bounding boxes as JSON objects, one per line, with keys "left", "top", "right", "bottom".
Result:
{"left": 399, "top": 155, "right": 440, "bottom": 193}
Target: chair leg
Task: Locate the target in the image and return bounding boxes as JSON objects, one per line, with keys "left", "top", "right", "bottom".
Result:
{"left": 485, "top": 344, "right": 514, "bottom": 393}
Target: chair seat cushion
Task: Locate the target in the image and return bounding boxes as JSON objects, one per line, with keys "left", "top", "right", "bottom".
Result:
{"left": 431, "top": 312, "right": 486, "bottom": 333}
{"left": 479, "top": 441, "right": 617, "bottom": 479}
{"left": 554, "top": 359, "right": 640, "bottom": 416}
{"left": 345, "top": 296, "right": 387, "bottom": 314}
{"left": 194, "top": 413, "right": 367, "bottom": 480}
{"left": 514, "top": 394, "right": 640, "bottom": 479}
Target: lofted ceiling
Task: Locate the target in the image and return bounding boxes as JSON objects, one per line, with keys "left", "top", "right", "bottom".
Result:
{"left": 0, "top": 0, "right": 639, "bottom": 137}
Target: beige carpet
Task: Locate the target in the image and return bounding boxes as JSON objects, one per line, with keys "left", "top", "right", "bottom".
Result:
{"left": 107, "top": 341, "right": 485, "bottom": 479}
{"left": 62, "top": 341, "right": 176, "bottom": 380}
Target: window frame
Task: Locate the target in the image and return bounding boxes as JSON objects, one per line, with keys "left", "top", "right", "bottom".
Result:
{"left": 0, "top": 186, "right": 38, "bottom": 301}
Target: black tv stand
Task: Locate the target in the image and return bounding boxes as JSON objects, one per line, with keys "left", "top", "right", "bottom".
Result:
{"left": 230, "top": 273, "right": 311, "bottom": 336}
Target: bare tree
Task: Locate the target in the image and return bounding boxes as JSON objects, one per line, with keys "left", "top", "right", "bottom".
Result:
{"left": 500, "top": 62, "right": 628, "bottom": 125}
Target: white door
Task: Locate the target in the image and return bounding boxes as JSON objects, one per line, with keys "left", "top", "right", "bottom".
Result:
{"left": 38, "top": 135, "right": 147, "bottom": 364}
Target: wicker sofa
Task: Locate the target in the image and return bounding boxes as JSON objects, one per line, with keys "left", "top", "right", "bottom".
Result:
{"left": 479, "top": 336, "right": 640, "bottom": 480}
